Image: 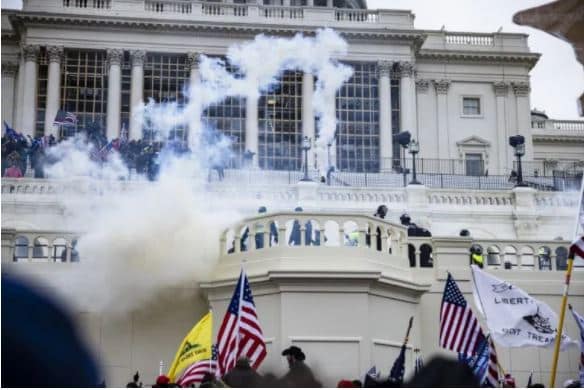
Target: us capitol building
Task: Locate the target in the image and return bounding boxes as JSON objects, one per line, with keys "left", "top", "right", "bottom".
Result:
{"left": 2, "top": 0, "right": 584, "bottom": 386}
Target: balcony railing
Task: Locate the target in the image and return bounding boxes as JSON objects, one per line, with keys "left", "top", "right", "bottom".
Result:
{"left": 335, "top": 9, "right": 379, "bottom": 23}
{"left": 145, "top": 0, "right": 192, "bottom": 13}
{"left": 203, "top": 3, "right": 248, "bottom": 17}
{"left": 63, "top": 0, "right": 111, "bottom": 8}
{"left": 260, "top": 5, "right": 303, "bottom": 19}
{"left": 445, "top": 33, "right": 494, "bottom": 46}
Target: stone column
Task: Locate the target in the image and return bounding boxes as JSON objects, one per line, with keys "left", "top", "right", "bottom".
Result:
{"left": 245, "top": 94, "right": 259, "bottom": 167}
{"left": 493, "top": 82, "right": 509, "bottom": 175}
{"left": 44, "top": 46, "right": 64, "bottom": 137}
{"left": 21, "top": 45, "right": 40, "bottom": 137}
{"left": 2, "top": 62, "right": 18, "bottom": 128}
{"left": 433, "top": 79, "right": 451, "bottom": 160}
{"left": 512, "top": 81, "right": 534, "bottom": 162}
{"left": 399, "top": 61, "right": 417, "bottom": 135}
{"left": 129, "top": 50, "right": 146, "bottom": 140}
{"left": 14, "top": 55, "right": 25, "bottom": 131}
{"left": 378, "top": 61, "right": 393, "bottom": 171}
{"left": 187, "top": 52, "right": 201, "bottom": 93}
{"left": 302, "top": 72, "right": 315, "bottom": 169}
{"left": 106, "top": 49, "right": 123, "bottom": 140}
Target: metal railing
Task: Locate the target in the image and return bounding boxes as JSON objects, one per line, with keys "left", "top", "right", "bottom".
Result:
{"left": 445, "top": 33, "right": 494, "bottom": 46}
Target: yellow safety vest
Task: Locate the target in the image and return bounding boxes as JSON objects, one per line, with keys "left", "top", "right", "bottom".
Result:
{"left": 471, "top": 253, "right": 484, "bottom": 266}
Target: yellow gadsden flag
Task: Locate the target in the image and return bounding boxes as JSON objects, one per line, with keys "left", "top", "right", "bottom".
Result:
{"left": 167, "top": 311, "right": 213, "bottom": 382}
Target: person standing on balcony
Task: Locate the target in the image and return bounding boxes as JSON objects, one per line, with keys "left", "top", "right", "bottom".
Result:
{"left": 469, "top": 244, "right": 484, "bottom": 268}
{"left": 4, "top": 160, "right": 23, "bottom": 178}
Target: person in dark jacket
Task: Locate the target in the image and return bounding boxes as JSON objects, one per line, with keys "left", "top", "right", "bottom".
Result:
{"left": 222, "top": 357, "right": 263, "bottom": 388}
{"left": 279, "top": 346, "right": 321, "bottom": 387}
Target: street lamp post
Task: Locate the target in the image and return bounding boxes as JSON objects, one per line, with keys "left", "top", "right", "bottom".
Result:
{"left": 301, "top": 136, "right": 312, "bottom": 182}
{"left": 409, "top": 139, "right": 421, "bottom": 185}
{"left": 509, "top": 135, "right": 527, "bottom": 187}
{"left": 394, "top": 131, "right": 412, "bottom": 187}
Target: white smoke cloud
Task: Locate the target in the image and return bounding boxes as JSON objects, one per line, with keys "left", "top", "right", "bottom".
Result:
{"left": 34, "top": 28, "right": 351, "bottom": 313}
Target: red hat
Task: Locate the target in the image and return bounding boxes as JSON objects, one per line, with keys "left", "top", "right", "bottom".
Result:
{"left": 156, "top": 375, "right": 170, "bottom": 386}
{"left": 337, "top": 379, "right": 355, "bottom": 388}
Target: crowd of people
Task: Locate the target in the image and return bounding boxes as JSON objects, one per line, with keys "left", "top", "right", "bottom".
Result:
{"left": 1, "top": 124, "right": 195, "bottom": 181}
{"left": 124, "top": 345, "right": 573, "bottom": 388}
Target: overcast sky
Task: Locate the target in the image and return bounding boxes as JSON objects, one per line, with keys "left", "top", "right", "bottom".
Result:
{"left": 2, "top": 0, "right": 583, "bottom": 119}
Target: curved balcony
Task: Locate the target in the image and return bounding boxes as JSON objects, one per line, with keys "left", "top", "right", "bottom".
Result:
{"left": 211, "top": 211, "right": 430, "bottom": 291}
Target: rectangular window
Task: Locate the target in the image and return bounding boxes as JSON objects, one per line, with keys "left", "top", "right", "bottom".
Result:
{"left": 465, "top": 153, "right": 484, "bottom": 176}
{"left": 462, "top": 97, "right": 481, "bottom": 116}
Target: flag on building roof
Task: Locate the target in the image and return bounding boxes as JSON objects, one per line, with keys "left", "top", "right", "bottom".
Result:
{"left": 569, "top": 305, "right": 584, "bottom": 385}
{"left": 216, "top": 269, "right": 266, "bottom": 377}
{"left": 167, "top": 311, "right": 213, "bottom": 384}
{"left": 470, "top": 265, "right": 575, "bottom": 349}
{"left": 440, "top": 273, "right": 486, "bottom": 356}
{"left": 53, "top": 110, "right": 78, "bottom": 126}
{"left": 389, "top": 344, "right": 406, "bottom": 385}
{"left": 176, "top": 345, "right": 219, "bottom": 387}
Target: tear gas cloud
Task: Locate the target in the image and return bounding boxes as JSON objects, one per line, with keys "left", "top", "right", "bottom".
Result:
{"left": 36, "top": 29, "right": 352, "bottom": 313}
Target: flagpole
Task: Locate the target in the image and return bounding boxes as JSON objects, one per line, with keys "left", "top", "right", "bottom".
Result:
{"left": 234, "top": 261, "right": 246, "bottom": 361}
{"left": 549, "top": 179, "right": 584, "bottom": 388}
{"left": 471, "top": 268, "right": 507, "bottom": 378}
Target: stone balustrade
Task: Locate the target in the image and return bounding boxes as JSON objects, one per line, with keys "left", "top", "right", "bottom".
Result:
{"left": 531, "top": 119, "right": 584, "bottom": 137}
{"left": 219, "top": 211, "right": 408, "bottom": 256}
{"left": 445, "top": 33, "right": 494, "bottom": 46}
{"left": 2, "top": 178, "right": 580, "bottom": 212}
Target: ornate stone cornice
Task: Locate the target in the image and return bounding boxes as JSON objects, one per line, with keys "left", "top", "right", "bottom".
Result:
{"left": 21, "top": 44, "right": 40, "bottom": 62}
{"left": 130, "top": 50, "right": 146, "bottom": 66}
{"left": 415, "top": 79, "right": 429, "bottom": 93}
{"left": 187, "top": 52, "right": 202, "bottom": 70}
{"left": 433, "top": 79, "right": 450, "bottom": 95}
{"left": 107, "top": 49, "right": 124, "bottom": 66}
{"left": 2, "top": 62, "right": 18, "bottom": 77}
{"left": 377, "top": 61, "right": 392, "bottom": 78}
{"left": 493, "top": 81, "right": 509, "bottom": 97}
{"left": 418, "top": 50, "right": 540, "bottom": 70}
{"left": 9, "top": 13, "right": 427, "bottom": 44}
{"left": 511, "top": 81, "right": 530, "bottom": 97}
{"left": 398, "top": 61, "right": 415, "bottom": 78}
{"left": 47, "top": 46, "right": 64, "bottom": 64}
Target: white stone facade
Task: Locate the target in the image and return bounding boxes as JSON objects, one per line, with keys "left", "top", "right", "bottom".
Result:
{"left": 2, "top": 1, "right": 584, "bottom": 387}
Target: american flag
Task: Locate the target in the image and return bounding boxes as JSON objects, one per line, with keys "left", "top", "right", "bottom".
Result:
{"left": 570, "top": 236, "right": 584, "bottom": 259}
{"left": 483, "top": 337, "right": 499, "bottom": 388}
{"left": 176, "top": 345, "right": 218, "bottom": 387}
{"left": 53, "top": 110, "right": 78, "bottom": 126}
{"left": 216, "top": 270, "right": 266, "bottom": 376}
{"left": 440, "top": 273, "right": 486, "bottom": 356}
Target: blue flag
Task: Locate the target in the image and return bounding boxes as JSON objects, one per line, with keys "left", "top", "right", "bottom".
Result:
{"left": 3, "top": 121, "right": 21, "bottom": 140}
{"left": 458, "top": 337, "right": 489, "bottom": 384}
{"left": 389, "top": 344, "right": 406, "bottom": 384}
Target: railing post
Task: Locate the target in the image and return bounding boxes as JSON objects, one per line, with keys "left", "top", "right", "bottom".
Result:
{"left": 234, "top": 234, "right": 241, "bottom": 253}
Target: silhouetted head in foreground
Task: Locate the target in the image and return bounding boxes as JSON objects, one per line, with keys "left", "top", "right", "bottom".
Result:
{"left": 404, "top": 356, "right": 478, "bottom": 388}
{"left": 1, "top": 274, "right": 101, "bottom": 387}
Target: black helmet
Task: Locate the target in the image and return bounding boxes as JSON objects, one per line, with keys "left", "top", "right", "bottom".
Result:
{"left": 400, "top": 213, "right": 411, "bottom": 226}
{"left": 258, "top": 206, "right": 267, "bottom": 213}
{"left": 460, "top": 229, "right": 470, "bottom": 237}
{"left": 294, "top": 206, "right": 303, "bottom": 212}
{"left": 470, "top": 244, "right": 483, "bottom": 255}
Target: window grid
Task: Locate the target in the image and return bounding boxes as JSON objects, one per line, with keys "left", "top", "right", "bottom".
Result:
{"left": 391, "top": 68, "right": 401, "bottom": 167}
{"left": 60, "top": 49, "right": 108, "bottom": 137}
{"left": 202, "top": 59, "right": 246, "bottom": 168}
{"left": 120, "top": 51, "right": 132, "bottom": 139}
{"left": 35, "top": 48, "right": 49, "bottom": 138}
{"left": 336, "top": 62, "right": 380, "bottom": 173}
{"left": 463, "top": 97, "right": 481, "bottom": 116}
{"left": 143, "top": 53, "right": 189, "bottom": 141}
{"left": 258, "top": 70, "right": 303, "bottom": 171}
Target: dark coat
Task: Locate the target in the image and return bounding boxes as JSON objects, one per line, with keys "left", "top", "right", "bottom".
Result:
{"left": 279, "top": 361, "right": 321, "bottom": 388}
{"left": 222, "top": 363, "right": 263, "bottom": 388}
